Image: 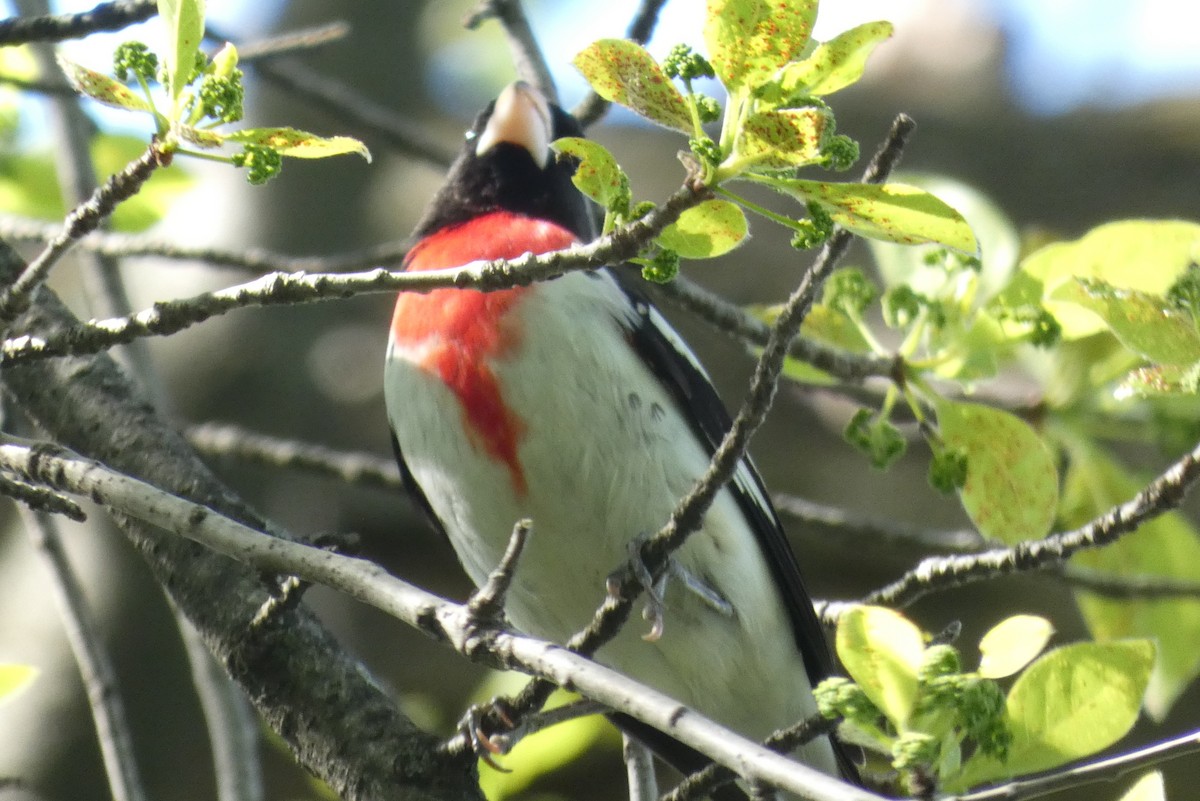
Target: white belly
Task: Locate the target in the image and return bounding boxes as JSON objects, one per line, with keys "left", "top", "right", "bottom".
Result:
{"left": 385, "top": 270, "right": 835, "bottom": 771}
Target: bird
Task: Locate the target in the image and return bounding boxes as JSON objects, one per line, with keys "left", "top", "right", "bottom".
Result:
{"left": 384, "top": 80, "right": 845, "bottom": 782}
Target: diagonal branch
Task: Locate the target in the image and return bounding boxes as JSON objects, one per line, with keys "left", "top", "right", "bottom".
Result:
{"left": 0, "top": 0, "right": 154, "bottom": 46}
{"left": 863, "top": 436, "right": 1200, "bottom": 608}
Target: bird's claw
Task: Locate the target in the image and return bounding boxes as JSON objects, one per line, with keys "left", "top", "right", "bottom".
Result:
{"left": 457, "top": 699, "right": 517, "bottom": 772}
{"left": 606, "top": 532, "right": 668, "bottom": 642}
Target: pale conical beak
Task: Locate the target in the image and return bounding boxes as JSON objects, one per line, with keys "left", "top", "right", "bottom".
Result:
{"left": 474, "top": 80, "right": 553, "bottom": 168}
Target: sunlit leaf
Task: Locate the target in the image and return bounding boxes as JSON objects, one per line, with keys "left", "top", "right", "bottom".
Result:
{"left": 705, "top": 0, "right": 818, "bottom": 91}
{"left": 472, "top": 671, "right": 618, "bottom": 800}
{"left": 551, "top": 137, "right": 628, "bottom": 210}
{"left": 572, "top": 39, "right": 692, "bottom": 132}
{"left": 737, "top": 108, "right": 827, "bottom": 168}
{"left": 657, "top": 199, "right": 747, "bottom": 258}
{"left": 1060, "top": 440, "right": 1200, "bottom": 719}
{"left": 1118, "top": 363, "right": 1200, "bottom": 398}
{"left": 935, "top": 399, "right": 1058, "bottom": 543}
{"left": 1052, "top": 278, "right": 1200, "bottom": 366}
{"left": 952, "top": 640, "right": 1155, "bottom": 789}
{"left": 0, "top": 664, "right": 37, "bottom": 706}
{"left": 56, "top": 56, "right": 152, "bottom": 112}
{"left": 1118, "top": 772, "right": 1166, "bottom": 801}
{"left": 836, "top": 605, "right": 924, "bottom": 728}
{"left": 158, "top": 0, "right": 205, "bottom": 102}
{"left": 777, "top": 21, "right": 894, "bottom": 97}
{"left": 1022, "top": 220, "right": 1200, "bottom": 339}
{"left": 773, "top": 179, "right": 977, "bottom": 253}
{"left": 978, "top": 615, "right": 1055, "bottom": 679}
{"left": 225, "top": 128, "right": 371, "bottom": 161}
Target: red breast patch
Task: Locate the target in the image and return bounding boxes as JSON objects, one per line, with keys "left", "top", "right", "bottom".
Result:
{"left": 390, "top": 212, "right": 578, "bottom": 497}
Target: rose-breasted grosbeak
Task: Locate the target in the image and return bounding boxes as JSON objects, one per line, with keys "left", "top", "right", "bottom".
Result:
{"left": 385, "top": 81, "right": 844, "bottom": 780}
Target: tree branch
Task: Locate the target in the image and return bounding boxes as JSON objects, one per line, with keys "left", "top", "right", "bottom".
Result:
{"left": 1, "top": 182, "right": 707, "bottom": 366}
{"left": 20, "top": 508, "right": 147, "bottom": 801}
{"left": 0, "top": 435, "right": 886, "bottom": 801}
{"left": 0, "top": 0, "right": 154, "bottom": 46}
{"left": 465, "top": 0, "right": 557, "bottom": 105}
{"left": 863, "top": 436, "right": 1200, "bottom": 608}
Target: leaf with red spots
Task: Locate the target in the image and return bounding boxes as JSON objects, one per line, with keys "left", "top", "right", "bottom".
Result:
{"left": 225, "top": 127, "right": 371, "bottom": 162}
{"left": 773, "top": 179, "right": 978, "bottom": 253}
{"left": 551, "top": 137, "right": 630, "bottom": 211}
{"left": 56, "top": 56, "right": 152, "bottom": 113}
{"left": 573, "top": 39, "right": 692, "bottom": 133}
{"left": 775, "top": 20, "right": 894, "bottom": 98}
{"left": 705, "top": 0, "right": 818, "bottom": 91}
{"left": 658, "top": 199, "right": 748, "bottom": 258}
{"left": 737, "top": 107, "right": 827, "bottom": 168}
{"left": 1052, "top": 278, "right": 1200, "bottom": 366}
{"left": 934, "top": 398, "right": 1058, "bottom": 544}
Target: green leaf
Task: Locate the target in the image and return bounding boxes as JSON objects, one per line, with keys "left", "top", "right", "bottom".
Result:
{"left": 935, "top": 399, "right": 1058, "bottom": 543}
{"left": 773, "top": 179, "right": 978, "bottom": 253}
{"left": 158, "top": 0, "right": 205, "bottom": 102}
{"left": 1118, "top": 772, "right": 1166, "bottom": 801}
{"left": 951, "top": 640, "right": 1155, "bottom": 790}
{"left": 736, "top": 108, "right": 828, "bottom": 168}
{"left": 224, "top": 128, "right": 371, "bottom": 161}
{"left": 657, "top": 199, "right": 747, "bottom": 258}
{"left": 56, "top": 56, "right": 152, "bottom": 112}
{"left": 178, "top": 124, "right": 225, "bottom": 148}
{"left": 551, "top": 137, "right": 629, "bottom": 211}
{"left": 1052, "top": 278, "right": 1200, "bottom": 366}
{"left": 0, "top": 664, "right": 37, "bottom": 706}
{"left": 777, "top": 21, "right": 894, "bottom": 97}
{"left": 1118, "top": 363, "right": 1200, "bottom": 398}
{"left": 978, "top": 615, "right": 1055, "bottom": 679}
{"left": 836, "top": 605, "right": 925, "bottom": 728}
{"left": 572, "top": 39, "right": 692, "bottom": 133}
{"left": 871, "top": 174, "right": 1019, "bottom": 303}
{"left": 704, "top": 0, "right": 818, "bottom": 91}
{"left": 1060, "top": 441, "right": 1200, "bottom": 719}
{"left": 472, "top": 671, "right": 618, "bottom": 799}
{"left": 1022, "top": 220, "right": 1200, "bottom": 339}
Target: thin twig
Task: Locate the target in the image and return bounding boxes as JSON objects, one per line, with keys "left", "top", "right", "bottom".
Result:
{"left": 20, "top": 508, "right": 148, "bottom": 801}
{"left": 0, "top": 145, "right": 161, "bottom": 326}
{"left": 954, "top": 726, "right": 1200, "bottom": 801}
{"left": 863, "top": 436, "right": 1200, "bottom": 608}
{"left": 464, "top": 0, "right": 557, "bottom": 105}
{"left": 773, "top": 494, "right": 988, "bottom": 553}
{"left": 467, "top": 520, "right": 532, "bottom": 621}
{"left": 0, "top": 0, "right": 154, "bottom": 46}
{"left": 0, "top": 214, "right": 414, "bottom": 273}
{"left": 572, "top": 0, "right": 671, "bottom": 127}
{"left": 234, "top": 20, "right": 351, "bottom": 63}
{"left": 186, "top": 422, "right": 402, "bottom": 491}
{"left": 1, "top": 182, "right": 706, "bottom": 366}
{"left": 623, "top": 733, "right": 659, "bottom": 801}
{"left": 653, "top": 277, "right": 898, "bottom": 383}
{"left": 0, "top": 471, "right": 86, "bottom": 520}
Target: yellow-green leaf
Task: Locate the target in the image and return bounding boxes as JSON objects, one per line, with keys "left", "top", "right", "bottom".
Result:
{"left": 1022, "top": 220, "right": 1200, "bottom": 339}
{"left": 935, "top": 399, "right": 1058, "bottom": 543}
{"left": 1052, "top": 278, "right": 1200, "bottom": 366}
{"left": 775, "top": 179, "right": 978, "bottom": 253}
{"left": 0, "top": 664, "right": 37, "bottom": 706}
{"left": 1118, "top": 772, "right": 1166, "bottom": 801}
{"left": 978, "top": 615, "right": 1055, "bottom": 679}
{"left": 705, "top": 0, "right": 818, "bottom": 91}
{"left": 737, "top": 108, "right": 827, "bottom": 168}
{"left": 951, "top": 640, "right": 1155, "bottom": 790}
{"left": 657, "top": 199, "right": 747, "bottom": 258}
{"left": 572, "top": 39, "right": 692, "bottom": 132}
{"left": 551, "top": 137, "right": 628, "bottom": 210}
{"left": 1060, "top": 440, "right": 1200, "bottom": 719}
{"left": 777, "top": 21, "right": 894, "bottom": 97}
{"left": 56, "top": 56, "right": 152, "bottom": 113}
{"left": 158, "top": 0, "right": 206, "bottom": 102}
{"left": 225, "top": 128, "right": 371, "bottom": 161}
{"left": 836, "top": 605, "right": 924, "bottom": 728}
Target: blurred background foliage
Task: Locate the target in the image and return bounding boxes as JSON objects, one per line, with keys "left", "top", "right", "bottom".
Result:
{"left": 0, "top": 1, "right": 1198, "bottom": 799}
